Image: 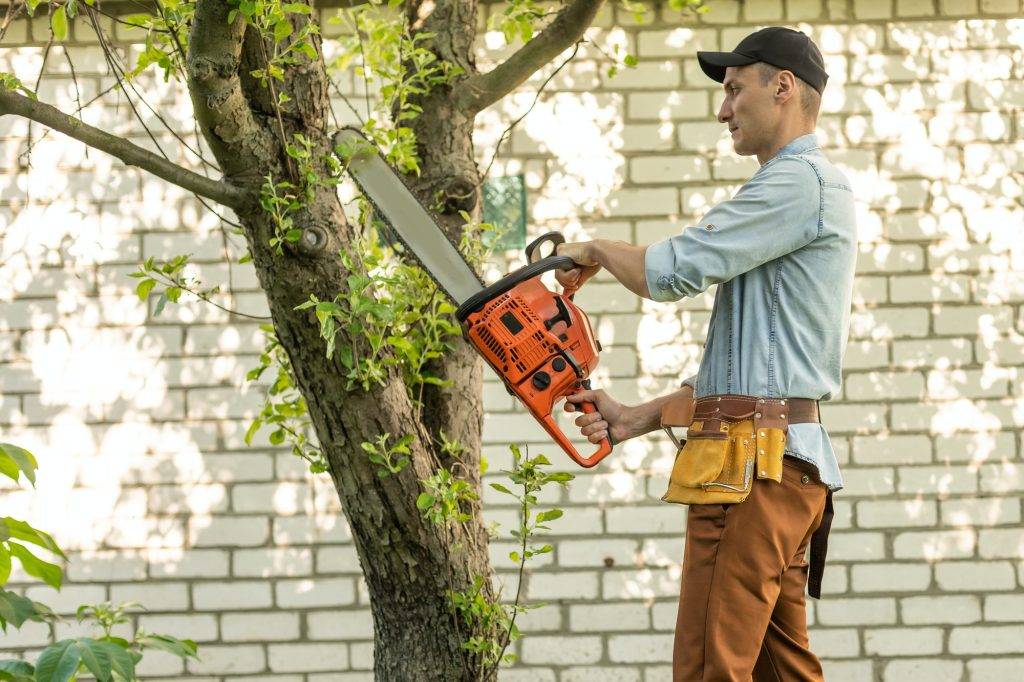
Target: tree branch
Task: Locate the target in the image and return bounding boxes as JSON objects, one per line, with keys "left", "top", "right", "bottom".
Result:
{"left": 188, "top": 0, "right": 279, "bottom": 181}
{"left": 457, "top": 0, "right": 605, "bottom": 113}
{"left": 0, "top": 87, "right": 251, "bottom": 208}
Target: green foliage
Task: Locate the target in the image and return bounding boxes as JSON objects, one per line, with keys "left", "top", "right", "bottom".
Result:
{"left": 129, "top": 254, "right": 213, "bottom": 316}
{"left": 604, "top": 0, "right": 708, "bottom": 78}
{"left": 259, "top": 174, "right": 303, "bottom": 255}
{"left": 245, "top": 324, "right": 328, "bottom": 474}
{"left": 487, "top": 0, "right": 547, "bottom": 46}
{"left": 0, "top": 588, "right": 53, "bottom": 633}
{"left": 293, "top": 225, "right": 462, "bottom": 398}
{"left": 229, "top": 0, "right": 319, "bottom": 101}
{"left": 0, "top": 659, "right": 34, "bottom": 681}
{"left": 448, "top": 574, "right": 519, "bottom": 669}
{"left": 361, "top": 433, "right": 413, "bottom": 477}
{"left": 0, "top": 446, "right": 199, "bottom": 680}
{"left": 491, "top": 445, "right": 572, "bottom": 567}
{"left": 260, "top": 133, "right": 342, "bottom": 254}
{"left": 0, "top": 73, "right": 37, "bottom": 99}
{"left": 436, "top": 444, "right": 574, "bottom": 675}
{"left": 416, "top": 467, "right": 478, "bottom": 526}
{"left": 329, "top": 0, "right": 464, "bottom": 174}
{"left": 0, "top": 444, "right": 38, "bottom": 487}
{"left": 123, "top": 0, "right": 195, "bottom": 82}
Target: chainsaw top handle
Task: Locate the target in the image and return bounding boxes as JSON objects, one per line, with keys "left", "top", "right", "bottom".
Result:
{"left": 525, "top": 231, "right": 566, "bottom": 265}
{"left": 455, "top": 254, "right": 576, "bottom": 322}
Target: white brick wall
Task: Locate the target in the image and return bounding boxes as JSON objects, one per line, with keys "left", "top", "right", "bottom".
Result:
{"left": 2, "top": 0, "right": 1023, "bottom": 679}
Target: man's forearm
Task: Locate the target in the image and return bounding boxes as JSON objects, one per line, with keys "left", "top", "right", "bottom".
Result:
{"left": 624, "top": 386, "right": 694, "bottom": 440}
{"left": 592, "top": 239, "right": 652, "bottom": 299}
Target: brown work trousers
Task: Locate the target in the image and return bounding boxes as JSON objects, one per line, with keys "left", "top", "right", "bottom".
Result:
{"left": 673, "top": 459, "right": 827, "bottom": 681}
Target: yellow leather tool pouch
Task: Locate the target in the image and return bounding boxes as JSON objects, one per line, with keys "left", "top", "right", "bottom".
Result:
{"left": 662, "top": 417, "right": 757, "bottom": 505}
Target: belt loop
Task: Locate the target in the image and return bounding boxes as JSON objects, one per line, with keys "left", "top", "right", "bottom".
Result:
{"left": 807, "top": 488, "right": 834, "bottom": 600}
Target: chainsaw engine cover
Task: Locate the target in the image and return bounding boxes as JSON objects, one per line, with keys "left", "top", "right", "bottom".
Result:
{"left": 459, "top": 277, "right": 600, "bottom": 423}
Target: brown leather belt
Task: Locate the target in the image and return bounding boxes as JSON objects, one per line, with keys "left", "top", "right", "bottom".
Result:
{"left": 692, "top": 394, "right": 820, "bottom": 424}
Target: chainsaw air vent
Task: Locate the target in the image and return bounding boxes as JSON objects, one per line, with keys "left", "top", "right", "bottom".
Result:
{"left": 509, "top": 331, "right": 550, "bottom": 373}
{"left": 475, "top": 326, "right": 507, "bottom": 365}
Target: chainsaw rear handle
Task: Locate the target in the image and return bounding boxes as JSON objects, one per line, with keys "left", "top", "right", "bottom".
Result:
{"left": 542, "top": 380, "right": 615, "bottom": 468}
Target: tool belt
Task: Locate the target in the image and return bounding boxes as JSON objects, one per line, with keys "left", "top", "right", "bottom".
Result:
{"left": 659, "top": 392, "right": 833, "bottom": 599}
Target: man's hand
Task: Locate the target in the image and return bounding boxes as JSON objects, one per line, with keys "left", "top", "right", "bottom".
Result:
{"left": 562, "top": 388, "right": 632, "bottom": 444}
{"left": 554, "top": 241, "right": 602, "bottom": 291}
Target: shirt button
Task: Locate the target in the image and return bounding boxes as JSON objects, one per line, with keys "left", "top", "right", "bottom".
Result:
{"left": 705, "top": 224, "right": 714, "bottom": 231}
{"left": 657, "top": 275, "right": 671, "bottom": 290}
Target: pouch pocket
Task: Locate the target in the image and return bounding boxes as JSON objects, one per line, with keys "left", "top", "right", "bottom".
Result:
{"left": 662, "top": 419, "right": 756, "bottom": 505}
{"left": 672, "top": 420, "right": 730, "bottom": 485}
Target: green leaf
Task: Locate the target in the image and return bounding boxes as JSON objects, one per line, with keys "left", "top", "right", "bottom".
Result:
{"left": 95, "top": 640, "right": 136, "bottom": 678}
{"left": 415, "top": 493, "right": 434, "bottom": 511}
{"left": 136, "top": 630, "right": 197, "bottom": 659}
{"left": 152, "top": 292, "right": 168, "bottom": 317}
{"left": 33, "top": 639, "right": 80, "bottom": 682}
{"left": 0, "top": 547, "right": 10, "bottom": 586}
{"left": 0, "top": 660, "right": 34, "bottom": 681}
{"left": 0, "top": 444, "right": 37, "bottom": 486}
{"left": 243, "top": 419, "right": 261, "bottom": 446}
{"left": 0, "top": 588, "right": 44, "bottom": 630}
{"left": 2, "top": 518, "right": 66, "bottom": 559}
{"left": 489, "top": 483, "right": 513, "bottom": 496}
{"left": 74, "top": 638, "right": 113, "bottom": 682}
{"left": 273, "top": 20, "right": 292, "bottom": 42}
{"left": 535, "top": 509, "right": 563, "bottom": 524}
{"left": 8, "top": 543, "right": 61, "bottom": 589}
{"left": 135, "top": 278, "right": 156, "bottom": 301}
{"left": 50, "top": 6, "right": 68, "bottom": 41}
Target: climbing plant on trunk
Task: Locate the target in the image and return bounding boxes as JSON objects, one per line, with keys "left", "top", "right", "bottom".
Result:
{"left": 0, "top": 0, "right": 705, "bottom": 677}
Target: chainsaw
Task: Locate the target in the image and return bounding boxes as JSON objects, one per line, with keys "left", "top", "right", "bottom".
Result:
{"left": 333, "top": 126, "right": 614, "bottom": 468}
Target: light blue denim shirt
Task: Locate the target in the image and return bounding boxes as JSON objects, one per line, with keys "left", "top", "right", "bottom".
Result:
{"left": 643, "top": 133, "right": 856, "bottom": 491}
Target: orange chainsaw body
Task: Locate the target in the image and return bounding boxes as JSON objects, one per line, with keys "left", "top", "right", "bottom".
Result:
{"left": 458, "top": 273, "right": 612, "bottom": 468}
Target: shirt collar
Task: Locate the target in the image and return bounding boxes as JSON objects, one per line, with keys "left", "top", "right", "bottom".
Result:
{"left": 771, "top": 133, "right": 820, "bottom": 160}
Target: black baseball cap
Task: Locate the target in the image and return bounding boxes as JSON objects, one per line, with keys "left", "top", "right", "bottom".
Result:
{"left": 697, "top": 27, "right": 828, "bottom": 94}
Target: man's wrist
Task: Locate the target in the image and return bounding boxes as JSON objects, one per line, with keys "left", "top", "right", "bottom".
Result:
{"left": 586, "top": 238, "right": 606, "bottom": 266}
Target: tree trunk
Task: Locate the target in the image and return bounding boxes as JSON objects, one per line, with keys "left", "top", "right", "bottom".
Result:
{"left": 186, "top": 0, "right": 495, "bottom": 678}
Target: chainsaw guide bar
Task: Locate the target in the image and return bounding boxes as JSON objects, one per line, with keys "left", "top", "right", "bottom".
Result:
{"left": 332, "top": 127, "right": 485, "bottom": 306}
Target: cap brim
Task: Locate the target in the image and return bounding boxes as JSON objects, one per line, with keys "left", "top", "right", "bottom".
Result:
{"left": 696, "top": 51, "right": 758, "bottom": 83}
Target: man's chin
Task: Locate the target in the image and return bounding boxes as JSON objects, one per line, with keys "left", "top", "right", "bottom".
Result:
{"left": 732, "top": 141, "right": 754, "bottom": 156}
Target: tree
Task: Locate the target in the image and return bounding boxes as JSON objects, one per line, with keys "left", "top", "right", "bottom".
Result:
{"left": 0, "top": 0, "right": 704, "bottom": 677}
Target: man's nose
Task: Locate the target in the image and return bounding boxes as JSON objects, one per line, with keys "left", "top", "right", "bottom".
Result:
{"left": 717, "top": 101, "right": 730, "bottom": 123}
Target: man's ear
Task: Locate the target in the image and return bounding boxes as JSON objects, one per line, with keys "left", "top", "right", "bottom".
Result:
{"left": 775, "top": 70, "right": 797, "bottom": 105}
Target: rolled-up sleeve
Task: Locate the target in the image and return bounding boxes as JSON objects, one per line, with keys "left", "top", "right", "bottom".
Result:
{"left": 644, "top": 156, "right": 822, "bottom": 302}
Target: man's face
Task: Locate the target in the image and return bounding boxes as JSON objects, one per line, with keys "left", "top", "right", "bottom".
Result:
{"left": 717, "top": 64, "right": 778, "bottom": 156}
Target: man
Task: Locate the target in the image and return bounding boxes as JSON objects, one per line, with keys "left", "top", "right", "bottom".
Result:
{"left": 555, "top": 27, "right": 856, "bottom": 681}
